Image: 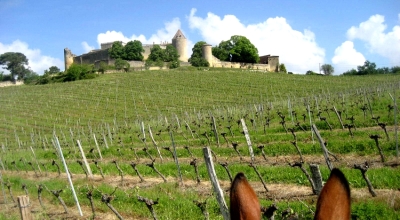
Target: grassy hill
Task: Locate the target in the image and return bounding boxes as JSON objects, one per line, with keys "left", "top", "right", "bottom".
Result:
{"left": 0, "top": 68, "right": 398, "bottom": 143}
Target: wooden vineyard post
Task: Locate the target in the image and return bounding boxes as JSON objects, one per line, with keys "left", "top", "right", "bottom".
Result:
{"left": 102, "top": 133, "right": 109, "bottom": 149}
{"left": 240, "top": 118, "right": 255, "bottom": 162}
{"left": 18, "top": 195, "right": 32, "bottom": 220}
{"left": 211, "top": 115, "right": 220, "bottom": 147}
{"left": 309, "top": 164, "right": 323, "bottom": 195}
{"left": 54, "top": 135, "right": 83, "bottom": 216}
{"left": 29, "top": 146, "right": 42, "bottom": 175}
{"left": 148, "top": 126, "right": 163, "bottom": 162}
{"left": 0, "top": 170, "right": 6, "bottom": 204}
{"left": 333, "top": 106, "right": 345, "bottom": 130}
{"left": 307, "top": 105, "right": 315, "bottom": 144}
{"left": 202, "top": 147, "right": 230, "bottom": 220}
{"left": 184, "top": 121, "right": 195, "bottom": 139}
{"left": 389, "top": 92, "right": 399, "bottom": 160}
{"left": 311, "top": 124, "right": 333, "bottom": 171}
{"left": 169, "top": 131, "right": 183, "bottom": 185}
{"left": 77, "top": 140, "right": 93, "bottom": 179}
{"left": 93, "top": 134, "right": 103, "bottom": 159}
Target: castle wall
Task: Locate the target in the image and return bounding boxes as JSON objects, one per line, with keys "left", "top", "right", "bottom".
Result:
{"left": 73, "top": 49, "right": 110, "bottom": 66}
{"left": 268, "top": 56, "right": 279, "bottom": 72}
{"left": 64, "top": 48, "right": 74, "bottom": 70}
{"left": 65, "top": 30, "right": 279, "bottom": 72}
{"left": 211, "top": 61, "right": 277, "bottom": 72}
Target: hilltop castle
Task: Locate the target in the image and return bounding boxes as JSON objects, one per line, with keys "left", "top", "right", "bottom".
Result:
{"left": 64, "top": 30, "right": 279, "bottom": 71}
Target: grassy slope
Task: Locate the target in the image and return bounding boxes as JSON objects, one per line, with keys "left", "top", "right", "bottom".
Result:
{"left": 0, "top": 69, "right": 398, "bottom": 142}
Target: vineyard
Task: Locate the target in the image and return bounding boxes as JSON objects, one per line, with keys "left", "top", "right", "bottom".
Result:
{"left": 0, "top": 68, "right": 399, "bottom": 219}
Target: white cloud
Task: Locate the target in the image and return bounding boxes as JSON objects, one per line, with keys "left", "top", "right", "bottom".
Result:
{"left": 332, "top": 41, "right": 366, "bottom": 74}
{"left": 347, "top": 14, "right": 400, "bottom": 65}
{"left": 97, "top": 18, "right": 194, "bottom": 62}
{"left": 0, "top": 40, "right": 63, "bottom": 74}
{"left": 95, "top": 18, "right": 194, "bottom": 62}
{"left": 187, "top": 8, "right": 325, "bottom": 73}
{"left": 81, "top": 41, "right": 95, "bottom": 53}
{"left": 97, "top": 18, "right": 182, "bottom": 46}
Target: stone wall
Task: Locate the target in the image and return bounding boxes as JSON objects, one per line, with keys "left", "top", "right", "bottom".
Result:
{"left": 0, "top": 80, "right": 24, "bottom": 87}
{"left": 73, "top": 49, "right": 110, "bottom": 66}
{"left": 211, "top": 61, "right": 277, "bottom": 72}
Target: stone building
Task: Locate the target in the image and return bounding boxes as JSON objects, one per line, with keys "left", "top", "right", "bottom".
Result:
{"left": 64, "top": 29, "right": 188, "bottom": 70}
{"left": 64, "top": 29, "right": 279, "bottom": 72}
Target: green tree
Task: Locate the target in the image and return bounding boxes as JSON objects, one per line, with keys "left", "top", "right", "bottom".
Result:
{"left": 146, "top": 45, "right": 165, "bottom": 69}
{"left": 114, "top": 58, "right": 130, "bottom": 72}
{"left": 147, "top": 45, "right": 165, "bottom": 62}
{"left": 189, "top": 41, "right": 209, "bottom": 67}
{"left": 0, "top": 52, "right": 29, "bottom": 80}
{"left": 321, "top": 64, "right": 334, "bottom": 75}
{"left": 390, "top": 66, "right": 400, "bottom": 74}
{"left": 23, "top": 70, "right": 40, "bottom": 84}
{"left": 109, "top": 41, "right": 125, "bottom": 59}
{"left": 44, "top": 66, "right": 61, "bottom": 75}
{"left": 212, "top": 40, "right": 232, "bottom": 61}
{"left": 342, "top": 69, "right": 358, "bottom": 75}
{"left": 213, "top": 36, "right": 259, "bottom": 63}
{"left": 123, "top": 40, "right": 144, "bottom": 61}
{"left": 357, "top": 60, "right": 377, "bottom": 75}
{"left": 279, "top": 63, "right": 287, "bottom": 73}
{"left": 164, "top": 45, "right": 180, "bottom": 69}
{"left": 164, "top": 45, "right": 179, "bottom": 62}
{"left": 98, "top": 61, "right": 108, "bottom": 74}
{"left": 306, "top": 70, "right": 318, "bottom": 75}
{"left": 65, "top": 64, "right": 89, "bottom": 81}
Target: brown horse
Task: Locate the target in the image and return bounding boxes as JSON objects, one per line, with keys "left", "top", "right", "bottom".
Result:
{"left": 230, "top": 168, "right": 351, "bottom": 220}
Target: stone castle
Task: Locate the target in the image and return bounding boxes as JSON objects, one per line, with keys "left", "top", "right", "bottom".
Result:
{"left": 64, "top": 30, "right": 279, "bottom": 71}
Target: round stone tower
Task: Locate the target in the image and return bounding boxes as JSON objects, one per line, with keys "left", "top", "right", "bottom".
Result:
{"left": 64, "top": 48, "right": 74, "bottom": 70}
{"left": 172, "top": 29, "right": 188, "bottom": 62}
{"left": 202, "top": 44, "right": 213, "bottom": 67}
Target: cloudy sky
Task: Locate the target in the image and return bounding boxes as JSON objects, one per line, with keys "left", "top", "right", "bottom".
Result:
{"left": 1, "top": 0, "right": 399, "bottom": 75}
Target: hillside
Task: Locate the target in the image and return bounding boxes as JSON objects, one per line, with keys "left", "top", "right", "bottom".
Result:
{"left": 0, "top": 69, "right": 398, "bottom": 142}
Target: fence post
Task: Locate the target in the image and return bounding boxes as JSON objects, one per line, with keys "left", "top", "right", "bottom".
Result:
{"left": 54, "top": 135, "right": 83, "bottom": 216}
{"left": 240, "top": 119, "right": 255, "bottom": 162}
{"left": 202, "top": 147, "right": 230, "bottom": 220}
{"left": 77, "top": 140, "right": 93, "bottom": 179}
{"left": 18, "top": 195, "right": 32, "bottom": 220}
{"left": 311, "top": 124, "right": 333, "bottom": 171}
{"left": 93, "top": 134, "right": 103, "bottom": 159}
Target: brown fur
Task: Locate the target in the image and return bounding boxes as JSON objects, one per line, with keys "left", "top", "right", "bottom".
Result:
{"left": 230, "top": 172, "right": 261, "bottom": 220}
{"left": 314, "top": 168, "right": 351, "bottom": 220}
{"left": 231, "top": 168, "right": 351, "bottom": 220}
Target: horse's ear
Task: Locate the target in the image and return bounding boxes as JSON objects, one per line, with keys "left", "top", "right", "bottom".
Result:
{"left": 230, "top": 172, "right": 261, "bottom": 220}
{"left": 314, "top": 168, "right": 351, "bottom": 220}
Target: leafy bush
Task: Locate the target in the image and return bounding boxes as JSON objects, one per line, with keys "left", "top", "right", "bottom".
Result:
{"left": 189, "top": 41, "right": 210, "bottom": 67}
{"left": 97, "top": 61, "right": 108, "bottom": 74}
{"left": 114, "top": 58, "right": 130, "bottom": 72}
{"left": 0, "top": 73, "right": 13, "bottom": 81}
{"left": 64, "top": 64, "right": 95, "bottom": 81}
{"left": 279, "top": 63, "right": 287, "bottom": 73}
{"left": 168, "top": 60, "right": 180, "bottom": 69}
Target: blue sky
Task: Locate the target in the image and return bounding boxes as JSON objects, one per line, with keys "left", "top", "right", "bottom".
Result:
{"left": 1, "top": 0, "right": 399, "bottom": 75}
